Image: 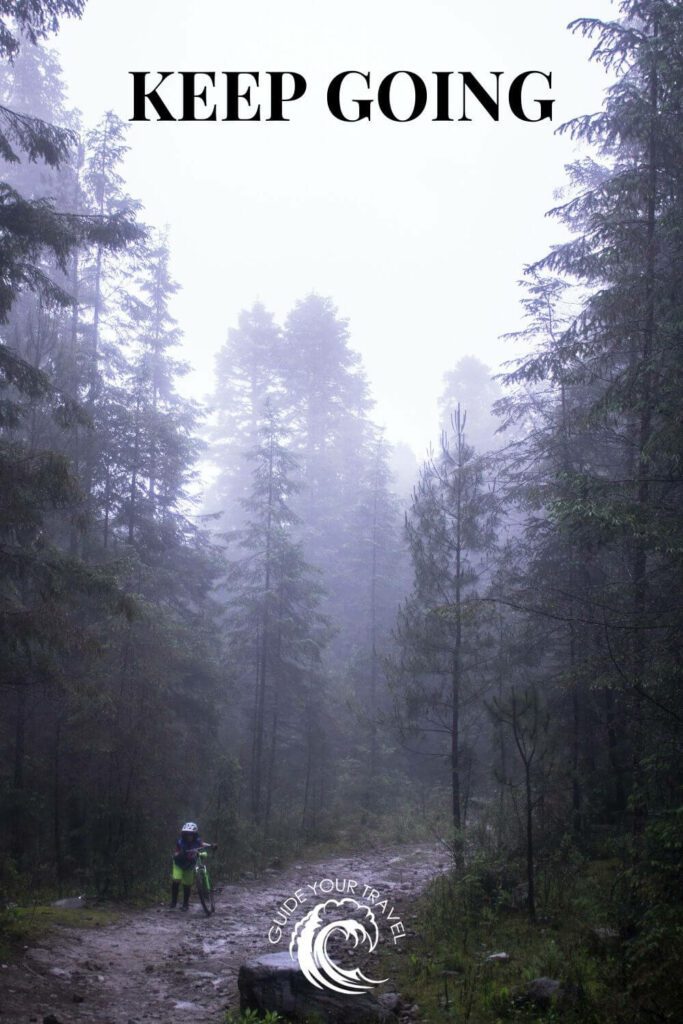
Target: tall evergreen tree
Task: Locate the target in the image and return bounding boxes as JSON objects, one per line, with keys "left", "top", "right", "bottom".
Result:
{"left": 347, "top": 433, "right": 408, "bottom": 810}
{"left": 206, "top": 301, "right": 283, "bottom": 526}
{"left": 393, "top": 409, "right": 498, "bottom": 853}
{"left": 222, "top": 403, "right": 328, "bottom": 836}
{"left": 0, "top": 7, "right": 144, "bottom": 882}
{"left": 485, "top": 5, "right": 683, "bottom": 1014}
{"left": 501, "top": 0, "right": 683, "bottom": 826}
{"left": 0, "top": 26, "right": 226, "bottom": 895}
{"left": 439, "top": 356, "right": 503, "bottom": 454}
{"left": 282, "top": 294, "right": 375, "bottom": 651}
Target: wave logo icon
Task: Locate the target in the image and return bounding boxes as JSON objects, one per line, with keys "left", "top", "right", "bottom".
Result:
{"left": 289, "top": 897, "right": 388, "bottom": 995}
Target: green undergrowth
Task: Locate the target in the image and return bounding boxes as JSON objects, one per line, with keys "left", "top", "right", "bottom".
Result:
{"left": 227, "top": 799, "right": 441, "bottom": 878}
{"left": 296, "top": 810, "right": 436, "bottom": 863}
{"left": 225, "top": 1010, "right": 283, "bottom": 1024}
{"left": 378, "top": 849, "right": 667, "bottom": 1024}
{"left": 0, "top": 904, "right": 121, "bottom": 961}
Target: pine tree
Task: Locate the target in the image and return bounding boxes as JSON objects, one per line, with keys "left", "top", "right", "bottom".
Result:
{"left": 206, "top": 301, "right": 283, "bottom": 527}
{"left": 0, "top": 3, "right": 85, "bottom": 61}
{"left": 489, "top": 5, "right": 683, "bottom": 1013}
{"left": 282, "top": 294, "right": 375, "bottom": 652}
{"left": 393, "top": 408, "right": 498, "bottom": 853}
{"left": 0, "top": 23, "right": 142, "bottom": 869}
{"left": 502, "top": 0, "right": 683, "bottom": 826}
{"left": 121, "top": 230, "right": 199, "bottom": 552}
{"left": 439, "top": 356, "right": 503, "bottom": 454}
{"left": 223, "top": 403, "right": 328, "bottom": 834}
{"left": 0, "top": 26, "right": 224, "bottom": 894}
{"left": 347, "top": 432, "right": 408, "bottom": 811}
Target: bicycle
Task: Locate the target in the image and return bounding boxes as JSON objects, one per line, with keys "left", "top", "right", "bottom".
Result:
{"left": 194, "top": 848, "right": 215, "bottom": 916}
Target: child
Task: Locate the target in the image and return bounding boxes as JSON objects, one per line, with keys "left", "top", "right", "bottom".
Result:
{"left": 170, "top": 821, "right": 215, "bottom": 911}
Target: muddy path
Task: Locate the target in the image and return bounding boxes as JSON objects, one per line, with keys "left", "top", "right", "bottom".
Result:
{"left": 0, "top": 843, "right": 447, "bottom": 1024}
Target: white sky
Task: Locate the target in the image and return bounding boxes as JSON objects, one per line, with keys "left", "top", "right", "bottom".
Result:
{"left": 54, "top": 0, "right": 616, "bottom": 460}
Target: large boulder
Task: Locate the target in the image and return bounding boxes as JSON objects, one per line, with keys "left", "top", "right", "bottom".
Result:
{"left": 238, "top": 952, "right": 397, "bottom": 1023}
{"left": 523, "top": 977, "right": 561, "bottom": 1008}
{"left": 514, "top": 977, "right": 584, "bottom": 1012}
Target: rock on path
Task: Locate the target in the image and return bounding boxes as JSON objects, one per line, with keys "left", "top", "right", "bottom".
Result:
{"left": 0, "top": 843, "right": 446, "bottom": 1024}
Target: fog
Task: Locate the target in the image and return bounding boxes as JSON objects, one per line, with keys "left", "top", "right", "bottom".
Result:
{"left": 54, "top": 0, "right": 614, "bottom": 457}
{"left": 3, "top": 4, "right": 681, "bottom": 1020}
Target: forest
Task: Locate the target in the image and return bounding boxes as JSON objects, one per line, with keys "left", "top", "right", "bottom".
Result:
{"left": 0, "top": 2, "right": 681, "bottom": 1023}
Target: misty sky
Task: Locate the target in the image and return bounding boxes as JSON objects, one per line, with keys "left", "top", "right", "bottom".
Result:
{"left": 54, "top": 0, "right": 615, "bottom": 459}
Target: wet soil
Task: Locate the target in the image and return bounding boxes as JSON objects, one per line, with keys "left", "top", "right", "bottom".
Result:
{"left": 0, "top": 843, "right": 446, "bottom": 1024}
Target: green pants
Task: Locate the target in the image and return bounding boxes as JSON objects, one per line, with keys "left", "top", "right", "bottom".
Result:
{"left": 172, "top": 862, "right": 194, "bottom": 886}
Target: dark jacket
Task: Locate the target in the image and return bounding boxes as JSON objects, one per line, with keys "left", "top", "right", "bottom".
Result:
{"left": 173, "top": 834, "right": 203, "bottom": 869}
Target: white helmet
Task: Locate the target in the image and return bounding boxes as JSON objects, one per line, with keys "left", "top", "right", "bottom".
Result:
{"left": 181, "top": 821, "right": 198, "bottom": 832}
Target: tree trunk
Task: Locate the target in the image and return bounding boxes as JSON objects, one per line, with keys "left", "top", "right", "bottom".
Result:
{"left": 11, "top": 687, "right": 27, "bottom": 868}
{"left": 525, "top": 760, "right": 535, "bottom": 921}
{"left": 54, "top": 716, "right": 64, "bottom": 894}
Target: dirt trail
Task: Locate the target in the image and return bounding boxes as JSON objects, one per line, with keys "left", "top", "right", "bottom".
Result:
{"left": 0, "top": 843, "right": 446, "bottom": 1024}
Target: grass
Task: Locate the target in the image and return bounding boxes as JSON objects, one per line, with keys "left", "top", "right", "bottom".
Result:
{"left": 0, "top": 904, "right": 121, "bottom": 962}
{"left": 377, "top": 856, "right": 627, "bottom": 1024}
{"left": 225, "top": 1011, "right": 283, "bottom": 1024}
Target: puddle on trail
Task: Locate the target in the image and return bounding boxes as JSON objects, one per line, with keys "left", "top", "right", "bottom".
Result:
{"left": 0, "top": 843, "right": 447, "bottom": 1024}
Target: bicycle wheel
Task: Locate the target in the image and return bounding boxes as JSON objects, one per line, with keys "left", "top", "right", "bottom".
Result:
{"left": 196, "top": 866, "right": 215, "bottom": 916}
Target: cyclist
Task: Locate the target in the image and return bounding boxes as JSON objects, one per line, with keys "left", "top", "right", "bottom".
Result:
{"left": 170, "top": 821, "right": 216, "bottom": 911}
